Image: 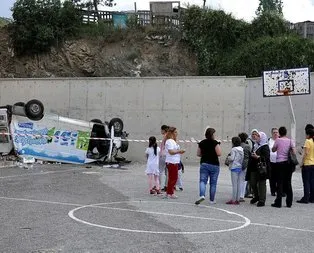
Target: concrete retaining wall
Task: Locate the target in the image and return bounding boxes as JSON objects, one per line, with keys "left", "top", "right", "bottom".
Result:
{"left": 0, "top": 74, "right": 312, "bottom": 162}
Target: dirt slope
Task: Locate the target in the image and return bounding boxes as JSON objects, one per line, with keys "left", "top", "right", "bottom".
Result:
{"left": 0, "top": 27, "right": 198, "bottom": 78}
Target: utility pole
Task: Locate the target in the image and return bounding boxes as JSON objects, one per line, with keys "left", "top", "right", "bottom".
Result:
{"left": 203, "top": 0, "right": 206, "bottom": 9}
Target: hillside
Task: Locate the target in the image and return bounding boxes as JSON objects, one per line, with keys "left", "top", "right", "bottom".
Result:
{"left": 0, "top": 17, "right": 11, "bottom": 27}
{"left": 0, "top": 27, "right": 198, "bottom": 78}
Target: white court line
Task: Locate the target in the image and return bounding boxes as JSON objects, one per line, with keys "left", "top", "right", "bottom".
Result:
{"left": 68, "top": 201, "right": 251, "bottom": 234}
{"left": 1, "top": 196, "right": 313, "bottom": 234}
{"left": 0, "top": 196, "right": 82, "bottom": 207}
{"left": 0, "top": 168, "right": 87, "bottom": 179}
{"left": 250, "top": 222, "right": 314, "bottom": 233}
{"left": 76, "top": 204, "right": 245, "bottom": 224}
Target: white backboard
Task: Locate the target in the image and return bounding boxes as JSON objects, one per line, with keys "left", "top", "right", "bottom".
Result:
{"left": 263, "top": 67, "right": 310, "bottom": 97}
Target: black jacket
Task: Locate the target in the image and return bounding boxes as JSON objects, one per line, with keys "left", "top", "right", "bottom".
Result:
{"left": 246, "top": 144, "right": 271, "bottom": 181}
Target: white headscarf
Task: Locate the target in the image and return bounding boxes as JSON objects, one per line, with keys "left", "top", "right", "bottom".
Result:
{"left": 253, "top": 131, "right": 268, "bottom": 152}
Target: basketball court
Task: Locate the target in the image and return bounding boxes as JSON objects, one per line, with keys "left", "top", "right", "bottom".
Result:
{"left": 1, "top": 162, "right": 313, "bottom": 253}
{"left": 0, "top": 67, "right": 313, "bottom": 252}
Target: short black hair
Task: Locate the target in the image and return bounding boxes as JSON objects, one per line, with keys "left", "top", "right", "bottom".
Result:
{"left": 305, "top": 128, "right": 314, "bottom": 136}
{"left": 161, "top": 125, "right": 169, "bottom": 131}
{"left": 232, "top": 136, "right": 241, "bottom": 147}
{"left": 305, "top": 124, "right": 314, "bottom": 131}
{"left": 238, "top": 132, "right": 248, "bottom": 143}
{"left": 278, "top": 126, "right": 287, "bottom": 136}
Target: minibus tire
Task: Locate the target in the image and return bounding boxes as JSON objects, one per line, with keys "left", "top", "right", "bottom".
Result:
{"left": 25, "top": 99, "right": 44, "bottom": 121}
{"left": 109, "top": 118, "right": 124, "bottom": 134}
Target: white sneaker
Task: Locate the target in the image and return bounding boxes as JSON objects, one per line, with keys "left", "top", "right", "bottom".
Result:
{"left": 209, "top": 200, "right": 216, "bottom": 204}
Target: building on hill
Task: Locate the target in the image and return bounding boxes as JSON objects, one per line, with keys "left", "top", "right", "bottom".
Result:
{"left": 291, "top": 21, "right": 314, "bottom": 39}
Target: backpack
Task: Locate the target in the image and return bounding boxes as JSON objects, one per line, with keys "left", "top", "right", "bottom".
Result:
{"left": 246, "top": 138, "right": 255, "bottom": 152}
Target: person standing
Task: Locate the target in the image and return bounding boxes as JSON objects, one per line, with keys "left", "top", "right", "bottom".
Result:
{"left": 271, "top": 126, "right": 296, "bottom": 208}
{"left": 159, "top": 125, "right": 169, "bottom": 191}
{"left": 247, "top": 130, "right": 270, "bottom": 207}
{"left": 268, "top": 128, "right": 279, "bottom": 196}
{"left": 176, "top": 162, "right": 184, "bottom": 191}
{"left": 297, "top": 128, "right": 314, "bottom": 204}
{"left": 145, "top": 136, "right": 161, "bottom": 195}
{"left": 226, "top": 137, "right": 244, "bottom": 205}
{"left": 164, "top": 127, "right": 185, "bottom": 199}
{"left": 238, "top": 132, "right": 251, "bottom": 202}
{"left": 195, "top": 127, "right": 222, "bottom": 205}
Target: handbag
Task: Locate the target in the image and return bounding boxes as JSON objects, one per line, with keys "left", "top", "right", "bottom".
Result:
{"left": 257, "top": 160, "right": 267, "bottom": 175}
{"left": 225, "top": 153, "right": 231, "bottom": 166}
{"left": 287, "top": 139, "right": 299, "bottom": 166}
{"left": 225, "top": 156, "right": 230, "bottom": 166}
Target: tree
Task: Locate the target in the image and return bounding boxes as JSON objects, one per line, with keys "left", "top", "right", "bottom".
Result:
{"left": 90, "top": 0, "right": 116, "bottom": 12}
{"left": 81, "top": 0, "right": 116, "bottom": 20}
{"left": 256, "top": 0, "right": 283, "bottom": 16}
{"left": 251, "top": 12, "right": 289, "bottom": 38}
{"left": 9, "top": 0, "right": 82, "bottom": 55}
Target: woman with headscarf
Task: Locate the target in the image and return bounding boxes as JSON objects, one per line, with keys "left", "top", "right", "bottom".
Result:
{"left": 246, "top": 130, "right": 270, "bottom": 207}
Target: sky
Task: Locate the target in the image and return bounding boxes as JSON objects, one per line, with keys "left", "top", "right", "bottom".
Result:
{"left": 1, "top": 0, "right": 314, "bottom": 23}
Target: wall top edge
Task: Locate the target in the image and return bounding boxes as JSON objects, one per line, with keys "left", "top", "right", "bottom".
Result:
{"left": 0, "top": 76, "right": 247, "bottom": 81}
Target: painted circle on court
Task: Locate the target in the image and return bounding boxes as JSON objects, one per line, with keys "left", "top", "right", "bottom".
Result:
{"left": 68, "top": 200, "right": 251, "bottom": 234}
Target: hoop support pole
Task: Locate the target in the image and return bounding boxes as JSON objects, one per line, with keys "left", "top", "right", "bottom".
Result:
{"left": 288, "top": 96, "right": 296, "bottom": 141}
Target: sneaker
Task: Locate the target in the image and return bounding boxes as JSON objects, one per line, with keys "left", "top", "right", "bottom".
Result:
{"left": 226, "top": 200, "right": 235, "bottom": 204}
{"left": 169, "top": 194, "right": 178, "bottom": 199}
{"left": 271, "top": 203, "right": 281, "bottom": 208}
{"left": 161, "top": 187, "right": 167, "bottom": 192}
{"left": 152, "top": 186, "right": 157, "bottom": 190}
{"left": 195, "top": 196, "right": 205, "bottom": 205}
{"left": 150, "top": 189, "right": 156, "bottom": 195}
{"left": 239, "top": 198, "right": 245, "bottom": 202}
{"left": 155, "top": 189, "right": 162, "bottom": 195}
{"left": 296, "top": 199, "right": 308, "bottom": 204}
{"left": 209, "top": 200, "right": 216, "bottom": 204}
{"left": 245, "top": 194, "right": 253, "bottom": 198}
{"left": 179, "top": 187, "right": 183, "bottom": 191}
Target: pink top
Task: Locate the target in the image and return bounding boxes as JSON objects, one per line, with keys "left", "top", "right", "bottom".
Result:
{"left": 273, "top": 137, "right": 295, "bottom": 162}
{"left": 160, "top": 136, "right": 167, "bottom": 156}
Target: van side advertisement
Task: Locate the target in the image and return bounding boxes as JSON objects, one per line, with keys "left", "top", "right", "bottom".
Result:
{"left": 11, "top": 119, "right": 91, "bottom": 164}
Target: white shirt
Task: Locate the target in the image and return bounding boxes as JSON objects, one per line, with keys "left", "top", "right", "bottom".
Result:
{"left": 145, "top": 147, "right": 160, "bottom": 166}
{"left": 268, "top": 138, "right": 277, "bottom": 163}
{"left": 165, "top": 139, "right": 181, "bottom": 164}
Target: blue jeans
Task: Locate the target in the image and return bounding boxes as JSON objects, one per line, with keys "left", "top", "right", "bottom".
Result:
{"left": 199, "top": 163, "right": 220, "bottom": 201}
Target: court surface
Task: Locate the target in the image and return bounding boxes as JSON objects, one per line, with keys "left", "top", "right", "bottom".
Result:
{"left": 0, "top": 162, "right": 313, "bottom": 253}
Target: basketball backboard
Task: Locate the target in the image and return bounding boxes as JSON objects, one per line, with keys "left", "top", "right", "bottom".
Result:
{"left": 262, "top": 67, "right": 310, "bottom": 97}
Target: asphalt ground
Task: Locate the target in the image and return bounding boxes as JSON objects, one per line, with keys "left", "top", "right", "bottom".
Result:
{"left": 0, "top": 162, "right": 313, "bottom": 253}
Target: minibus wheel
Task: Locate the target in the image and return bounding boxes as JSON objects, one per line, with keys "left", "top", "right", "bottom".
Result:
{"left": 25, "top": 99, "right": 44, "bottom": 121}
{"left": 109, "top": 118, "right": 124, "bottom": 134}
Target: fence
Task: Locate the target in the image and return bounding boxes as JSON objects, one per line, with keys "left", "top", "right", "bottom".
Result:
{"left": 81, "top": 9, "right": 182, "bottom": 28}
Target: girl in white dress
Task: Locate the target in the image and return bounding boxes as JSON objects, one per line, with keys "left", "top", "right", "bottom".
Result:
{"left": 145, "top": 136, "right": 161, "bottom": 194}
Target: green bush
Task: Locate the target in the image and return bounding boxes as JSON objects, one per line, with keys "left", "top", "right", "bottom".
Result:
{"left": 219, "top": 36, "right": 314, "bottom": 77}
{"left": 9, "top": 0, "right": 82, "bottom": 55}
{"left": 182, "top": 5, "right": 313, "bottom": 77}
{"left": 250, "top": 12, "right": 291, "bottom": 39}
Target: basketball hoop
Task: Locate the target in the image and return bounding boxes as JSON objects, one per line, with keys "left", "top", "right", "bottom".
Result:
{"left": 277, "top": 88, "right": 291, "bottom": 96}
